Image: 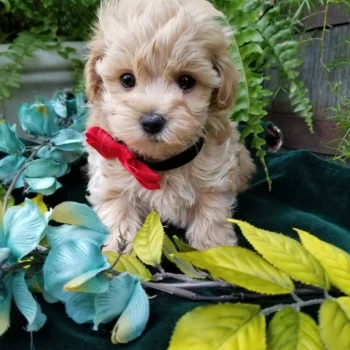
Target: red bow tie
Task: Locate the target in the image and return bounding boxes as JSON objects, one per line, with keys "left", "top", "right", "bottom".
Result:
{"left": 85, "top": 127, "right": 161, "bottom": 190}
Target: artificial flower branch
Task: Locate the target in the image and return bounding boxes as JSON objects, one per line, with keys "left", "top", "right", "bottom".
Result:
{"left": 3, "top": 141, "right": 48, "bottom": 211}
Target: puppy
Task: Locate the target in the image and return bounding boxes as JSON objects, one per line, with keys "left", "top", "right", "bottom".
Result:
{"left": 85, "top": 0, "right": 256, "bottom": 252}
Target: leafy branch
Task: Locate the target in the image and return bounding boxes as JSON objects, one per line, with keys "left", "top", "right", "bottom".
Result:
{"left": 211, "top": 0, "right": 314, "bottom": 186}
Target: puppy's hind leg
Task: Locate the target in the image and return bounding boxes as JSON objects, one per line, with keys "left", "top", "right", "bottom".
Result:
{"left": 93, "top": 196, "right": 147, "bottom": 253}
{"left": 186, "top": 192, "right": 237, "bottom": 251}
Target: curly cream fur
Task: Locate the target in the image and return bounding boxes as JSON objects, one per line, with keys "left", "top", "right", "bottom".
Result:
{"left": 85, "top": 0, "right": 256, "bottom": 251}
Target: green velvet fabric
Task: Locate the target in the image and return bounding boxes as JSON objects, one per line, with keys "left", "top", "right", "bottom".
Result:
{"left": 2, "top": 149, "right": 350, "bottom": 350}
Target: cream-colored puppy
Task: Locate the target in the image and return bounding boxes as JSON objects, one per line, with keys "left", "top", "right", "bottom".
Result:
{"left": 85, "top": 0, "right": 256, "bottom": 251}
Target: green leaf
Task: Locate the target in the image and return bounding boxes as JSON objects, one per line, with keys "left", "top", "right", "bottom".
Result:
{"left": 319, "top": 297, "right": 350, "bottom": 350}
{"left": 173, "top": 236, "right": 197, "bottom": 253}
{"left": 297, "top": 229, "right": 350, "bottom": 295}
{"left": 268, "top": 307, "right": 324, "bottom": 350}
{"left": 133, "top": 211, "right": 164, "bottom": 267}
{"left": 169, "top": 304, "right": 266, "bottom": 350}
{"left": 103, "top": 251, "right": 152, "bottom": 281}
{"left": 240, "top": 43, "right": 263, "bottom": 59}
{"left": 176, "top": 246, "right": 294, "bottom": 295}
{"left": 235, "top": 29, "right": 263, "bottom": 46}
{"left": 0, "top": 185, "right": 14, "bottom": 208}
{"left": 162, "top": 235, "right": 204, "bottom": 279}
{"left": 230, "top": 220, "right": 329, "bottom": 289}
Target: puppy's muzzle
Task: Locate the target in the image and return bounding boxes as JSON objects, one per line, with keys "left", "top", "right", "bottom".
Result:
{"left": 140, "top": 113, "right": 166, "bottom": 134}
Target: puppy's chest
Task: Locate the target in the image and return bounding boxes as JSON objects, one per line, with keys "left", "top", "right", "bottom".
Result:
{"left": 141, "top": 169, "right": 198, "bottom": 225}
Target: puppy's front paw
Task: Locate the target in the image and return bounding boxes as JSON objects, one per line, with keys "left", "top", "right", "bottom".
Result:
{"left": 188, "top": 225, "right": 238, "bottom": 251}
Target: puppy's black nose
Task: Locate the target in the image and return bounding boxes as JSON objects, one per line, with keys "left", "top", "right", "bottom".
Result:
{"left": 140, "top": 113, "right": 165, "bottom": 134}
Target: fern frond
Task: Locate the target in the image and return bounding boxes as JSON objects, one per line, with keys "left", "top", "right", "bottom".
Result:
{"left": 257, "top": 6, "right": 314, "bottom": 132}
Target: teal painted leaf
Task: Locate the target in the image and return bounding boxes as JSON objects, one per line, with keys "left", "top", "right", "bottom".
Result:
{"left": 0, "top": 248, "right": 10, "bottom": 265}
{"left": 64, "top": 292, "right": 95, "bottom": 324}
{"left": 51, "top": 129, "right": 84, "bottom": 151}
{"left": 46, "top": 225, "right": 107, "bottom": 248}
{"left": 50, "top": 147, "right": 85, "bottom": 164}
{"left": 0, "top": 120, "right": 25, "bottom": 155}
{"left": 43, "top": 239, "right": 110, "bottom": 302}
{"left": 64, "top": 269, "right": 110, "bottom": 293}
{"left": 37, "top": 145, "right": 84, "bottom": 164}
{"left": 36, "top": 273, "right": 58, "bottom": 304}
{"left": 111, "top": 278, "right": 149, "bottom": 344}
{"left": 25, "top": 159, "right": 64, "bottom": 178}
{"left": 0, "top": 155, "right": 27, "bottom": 188}
{"left": 51, "top": 100, "right": 67, "bottom": 118}
{"left": 0, "top": 227, "right": 5, "bottom": 248}
{"left": 75, "top": 92, "right": 87, "bottom": 116}
{"left": 12, "top": 272, "right": 47, "bottom": 332}
{"left": 26, "top": 177, "right": 62, "bottom": 195}
{"left": 94, "top": 273, "right": 137, "bottom": 330}
{"left": 18, "top": 100, "right": 59, "bottom": 137}
{"left": 4, "top": 199, "right": 46, "bottom": 262}
{"left": 26, "top": 177, "right": 55, "bottom": 190}
{"left": 0, "top": 274, "right": 13, "bottom": 336}
{"left": 51, "top": 202, "right": 107, "bottom": 235}
{"left": 36, "top": 145, "right": 52, "bottom": 160}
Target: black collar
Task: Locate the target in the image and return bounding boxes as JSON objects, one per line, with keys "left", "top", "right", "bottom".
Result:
{"left": 136, "top": 137, "right": 205, "bottom": 171}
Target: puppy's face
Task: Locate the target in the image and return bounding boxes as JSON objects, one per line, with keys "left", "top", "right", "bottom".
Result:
{"left": 86, "top": 0, "right": 237, "bottom": 160}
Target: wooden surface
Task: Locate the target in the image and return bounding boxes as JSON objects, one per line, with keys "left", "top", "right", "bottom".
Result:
{"left": 265, "top": 24, "right": 350, "bottom": 154}
{"left": 302, "top": 4, "right": 350, "bottom": 30}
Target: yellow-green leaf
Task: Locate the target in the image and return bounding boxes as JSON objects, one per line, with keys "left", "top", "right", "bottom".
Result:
{"left": 169, "top": 303, "right": 266, "bottom": 350}
{"left": 0, "top": 184, "right": 14, "bottom": 209}
{"left": 173, "top": 236, "right": 197, "bottom": 252}
{"left": 162, "top": 235, "right": 204, "bottom": 279}
{"left": 103, "top": 251, "right": 152, "bottom": 281}
{"left": 133, "top": 211, "right": 164, "bottom": 267}
{"left": 268, "top": 307, "right": 324, "bottom": 350}
{"left": 296, "top": 228, "right": 350, "bottom": 295}
{"left": 319, "top": 297, "right": 350, "bottom": 350}
{"left": 176, "top": 247, "right": 294, "bottom": 294}
{"left": 230, "top": 220, "right": 329, "bottom": 289}
{"left": 18, "top": 194, "right": 48, "bottom": 216}
{"left": 0, "top": 200, "right": 3, "bottom": 222}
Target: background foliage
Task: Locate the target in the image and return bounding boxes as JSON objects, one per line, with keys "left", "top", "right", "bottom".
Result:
{"left": 0, "top": 0, "right": 100, "bottom": 100}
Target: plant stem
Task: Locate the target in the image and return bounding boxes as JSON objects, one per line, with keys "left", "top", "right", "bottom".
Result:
{"left": 142, "top": 281, "right": 242, "bottom": 302}
{"left": 320, "top": 0, "right": 330, "bottom": 72}
{"left": 149, "top": 281, "right": 233, "bottom": 289}
{"left": 110, "top": 253, "right": 122, "bottom": 270}
{"left": 152, "top": 272, "right": 196, "bottom": 282}
{"left": 2, "top": 260, "right": 43, "bottom": 275}
{"left": 261, "top": 298, "right": 324, "bottom": 316}
{"left": 3, "top": 143, "right": 47, "bottom": 211}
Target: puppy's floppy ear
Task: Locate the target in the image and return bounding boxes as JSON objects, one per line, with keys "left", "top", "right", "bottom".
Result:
{"left": 207, "top": 51, "right": 239, "bottom": 144}
{"left": 213, "top": 51, "right": 239, "bottom": 111}
{"left": 85, "top": 33, "right": 105, "bottom": 102}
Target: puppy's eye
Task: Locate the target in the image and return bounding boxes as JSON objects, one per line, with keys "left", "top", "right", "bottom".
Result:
{"left": 120, "top": 73, "right": 136, "bottom": 89}
{"left": 177, "top": 75, "right": 196, "bottom": 91}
